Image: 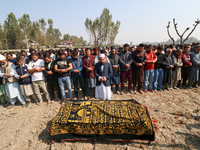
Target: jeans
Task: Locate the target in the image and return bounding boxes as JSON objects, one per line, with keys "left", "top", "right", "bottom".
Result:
{"left": 58, "top": 76, "right": 72, "bottom": 99}
{"left": 153, "top": 68, "right": 164, "bottom": 90}
{"left": 143, "top": 70, "right": 154, "bottom": 90}
{"left": 111, "top": 84, "right": 119, "bottom": 92}
{"left": 73, "top": 75, "right": 86, "bottom": 97}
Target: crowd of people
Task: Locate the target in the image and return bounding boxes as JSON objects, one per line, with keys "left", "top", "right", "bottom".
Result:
{"left": 0, "top": 42, "right": 200, "bottom": 109}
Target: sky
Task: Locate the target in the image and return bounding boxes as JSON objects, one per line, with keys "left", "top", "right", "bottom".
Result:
{"left": 0, "top": 0, "right": 200, "bottom": 45}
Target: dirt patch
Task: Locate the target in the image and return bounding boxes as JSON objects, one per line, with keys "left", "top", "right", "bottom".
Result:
{"left": 1, "top": 86, "right": 200, "bottom": 150}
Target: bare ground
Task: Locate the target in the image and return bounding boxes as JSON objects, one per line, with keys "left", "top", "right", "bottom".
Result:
{"left": 1, "top": 85, "right": 200, "bottom": 150}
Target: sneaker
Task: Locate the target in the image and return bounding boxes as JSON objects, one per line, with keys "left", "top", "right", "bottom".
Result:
{"left": 188, "top": 86, "right": 192, "bottom": 89}
{"left": 150, "top": 89, "right": 154, "bottom": 93}
{"left": 7, "top": 104, "right": 15, "bottom": 109}
{"left": 26, "top": 101, "right": 31, "bottom": 107}
{"left": 121, "top": 91, "right": 125, "bottom": 95}
{"left": 22, "top": 104, "right": 26, "bottom": 108}
{"left": 158, "top": 89, "right": 163, "bottom": 92}
{"left": 143, "top": 90, "right": 148, "bottom": 93}
{"left": 154, "top": 90, "right": 157, "bottom": 93}
{"left": 173, "top": 87, "right": 178, "bottom": 90}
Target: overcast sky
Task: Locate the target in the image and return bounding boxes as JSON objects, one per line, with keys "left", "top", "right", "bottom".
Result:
{"left": 0, "top": 0, "right": 200, "bottom": 45}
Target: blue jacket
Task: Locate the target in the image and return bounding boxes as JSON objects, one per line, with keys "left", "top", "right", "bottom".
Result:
{"left": 15, "top": 64, "right": 32, "bottom": 85}
{"left": 94, "top": 62, "right": 113, "bottom": 86}
{"left": 71, "top": 56, "right": 83, "bottom": 78}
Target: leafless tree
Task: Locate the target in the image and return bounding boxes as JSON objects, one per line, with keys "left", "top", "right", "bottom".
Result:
{"left": 166, "top": 18, "right": 200, "bottom": 44}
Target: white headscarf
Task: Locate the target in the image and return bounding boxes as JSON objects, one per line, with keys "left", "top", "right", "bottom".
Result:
{"left": 0, "top": 54, "right": 6, "bottom": 61}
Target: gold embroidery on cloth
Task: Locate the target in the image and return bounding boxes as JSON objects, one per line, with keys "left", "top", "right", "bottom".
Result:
{"left": 50, "top": 101, "right": 153, "bottom": 136}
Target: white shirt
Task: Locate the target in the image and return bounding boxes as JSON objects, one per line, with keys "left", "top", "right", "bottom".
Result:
{"left": 28, "top": 59, "right": 45, "bottom": 81}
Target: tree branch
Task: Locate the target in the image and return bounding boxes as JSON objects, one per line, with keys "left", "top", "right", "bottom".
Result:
{"left": 183, "top": 19, "right": 200, "bottom": 43}
{"left": 166, "top": 21, "right": 175, "bottom": 44}
{"left": 173, "top": 18, "right": 181, "bottom": 37}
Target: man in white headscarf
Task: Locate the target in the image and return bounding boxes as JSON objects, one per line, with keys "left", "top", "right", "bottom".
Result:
{"left": 0, "top": 54, "right": 26, "bottom": 109}
{"left": 94, "top": 54, "right": 113, "bottom": 100}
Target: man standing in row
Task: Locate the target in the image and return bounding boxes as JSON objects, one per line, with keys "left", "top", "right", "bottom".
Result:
{"left": 188, "top": 44, "right": 200, "bottom": 88}
{"left": 44, "top": 54, "right": 62, "bottom": 102}
{"left": 108, "top": 47, "right": 120, "bottom": 94}
{"left": 28, "top": 53, "right": 50, "bottom": 105}
{"left": 132, "top": 44, "right": 147, "bottom": 94}
{"left": 95, "top": 54, "right": 113, "bottom": 100}
{"left": 82, "top": 48, "right": 96, "bottom": 99}
{"left": 54, "top": 50, "right": 73, "bottom": 104}
{"left": 71, "top": 50, "right": 87, "bottom": 100}
{"left": 181, "top": 45, "right": 192, "bottom": 88}
{"left": 143, "top": 45, "right": 157, "bottom": 93}
{"left": 153, "top": 46, "right": 167, "bottom": 92}
{"left": 119, "top": 44, "right": 133, "bottom": 94}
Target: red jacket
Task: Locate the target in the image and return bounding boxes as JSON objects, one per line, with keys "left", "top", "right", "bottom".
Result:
{"left": 82, "top": 55, "right": 96, "bottom": 78}
{"left": 181, "top": 52, "right": 192, "bottom": 66}
{"left": 144, "top": 51, "right": 157, "bottom": 70}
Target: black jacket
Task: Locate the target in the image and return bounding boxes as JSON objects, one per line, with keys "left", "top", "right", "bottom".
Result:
{"left": 44, "top": 60, "right": 57, "bottom": 82}
{"left": 94, "top": 62, "right": 113, "bottom": 86}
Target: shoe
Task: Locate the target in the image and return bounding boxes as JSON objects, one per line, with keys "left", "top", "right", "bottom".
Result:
{"left": 133, "top": 90, "right": 137, "bottom": 94}
{"left": 193, "top": 86, "right": 200, "bottom": 88}
{"left": 121, "top": 91, "right": 125, "bottom": 95}
{"left": 158, "top": 89, "right": 163, "bottom": 92}
{"left": 188, "top": 86, "right": 192, "bottom": 89}
{"left": 154, "top": 90, "right": 157, "bottom": 93}
{"left": 173, "top": 87, "right": 178, "bottom": 90}
{"left": 26, "top": 101, "right": 31, "bottom": 107}
{"left": 182, "top": 86, "right": 187, "bottom": 89}
{"left": 7, "top": 104, "right": 15, "bottom": 109}
{"left": 169, "top": 87, "right": 173, "bottom": 90}
{"left": 2, "top": 102, "right": 9, "bottom": 107}
{"left": 150, "top": 89, "right": 154, "bottom": 93}
{"left": 143, "top": 90, "right": 148, "bottom": 93}
{"left": 129, "top": 90, "right": 134, "bottom": 94}
{"left": 22, "top": 104, "right": 26, "bottom": 108}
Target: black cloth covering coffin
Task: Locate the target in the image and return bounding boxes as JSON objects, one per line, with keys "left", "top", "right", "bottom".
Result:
{"left": 49, "top": 100, "right": 155, "bottom": 142}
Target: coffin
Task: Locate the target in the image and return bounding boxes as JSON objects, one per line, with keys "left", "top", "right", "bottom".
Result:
{"left": 49, "top": 100, "right": 155, "bottom": 142}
